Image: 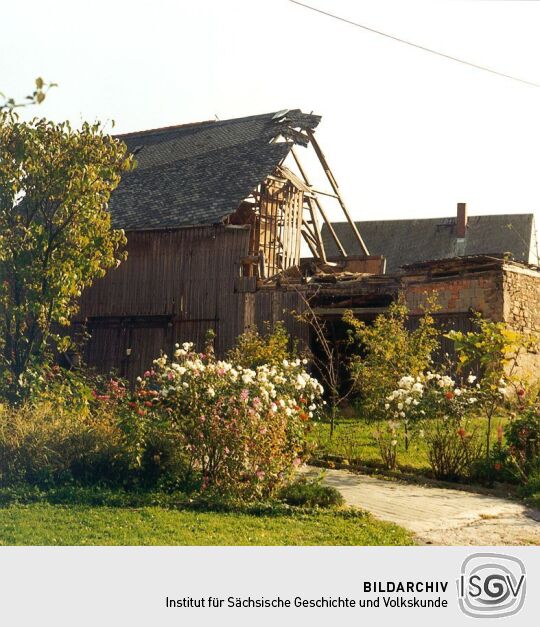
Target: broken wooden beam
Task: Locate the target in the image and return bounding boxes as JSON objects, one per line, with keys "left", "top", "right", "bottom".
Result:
{"left": 290, "top": 146, "right": 347, "bottom": 259}
{"left": 306, "top": 129, "right": 370, "bottom": 257}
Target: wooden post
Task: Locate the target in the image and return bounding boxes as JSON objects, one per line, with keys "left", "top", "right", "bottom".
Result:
{"left": 305, "top": 197, "right": 327, "bottom": 262}
{"left": 302, "top": 227, "right": 319, "bottom": 257}
{"left": 306, "top": 129, "right": 370, "bottom": 256}
{"left": 290, "top": 147, "right": 345, "bottom": 259}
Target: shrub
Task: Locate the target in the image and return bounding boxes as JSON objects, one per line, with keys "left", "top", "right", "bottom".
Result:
{"left": 519, "top": 469, "right": 540, "bottom": 498}
{"left": 134, "top": 342, "right": 324, "bottom": 499}
{"left": 227, "top": 322, "right": 297, "bottom": 369}
{"left": 385, "top": 371, "right": 484, "bottom": 479}
{"left": 26, "top": 365, "right": 103, "bottom": 413}
{"left": 505, "top": 410, "right": 540, "bottom": 479}
{"left": 448, "top": 316, "right": 535, "bottom": 465}
{"left": 0, "top": 113, "right": 133, "bottom": 401}
{"left": 0, "top": 400, "right": 133, "bottom": 487}
{"left": 374, "top": 420, "right": 400, "bottom": 470}
{"left": 278, "top": 476, "right": 344, "bottom": 508}
{"left": 345, "top": 298, "right": 438, "bottom": 423}
{"left": 423, "top": 418, "right": 484, "bottom": 481}
{"left": 470, "top": 443, "right": 518, "bottom": 485}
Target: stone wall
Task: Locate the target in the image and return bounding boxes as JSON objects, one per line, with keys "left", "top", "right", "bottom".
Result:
{"left": 501, "top": 265, "right": 540, "bottom": 378}
{"left": 502, "top": 265, "right": 540, "bottom": 334}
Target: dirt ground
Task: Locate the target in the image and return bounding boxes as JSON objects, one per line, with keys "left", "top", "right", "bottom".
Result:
{"left": 300, "top": 466, "right": 540, "bottom": 545}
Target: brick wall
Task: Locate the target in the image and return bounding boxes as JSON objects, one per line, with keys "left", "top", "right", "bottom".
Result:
{"left": 399, "top": 262, "right": 540, "bottom": 378}
{"left": 401, "top": 271, "right": 503, "bottom": 319}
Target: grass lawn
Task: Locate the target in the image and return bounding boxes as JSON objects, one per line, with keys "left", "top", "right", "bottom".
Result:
{"left": 310, "top": 415, "right": 508, "bottom": 474}
{"left": 0, "top": 492, "right": 413, "bottom": 546}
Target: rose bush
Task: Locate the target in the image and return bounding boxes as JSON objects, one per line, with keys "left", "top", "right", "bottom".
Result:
{"left": 383, "top": 371, "right": 484, "bottom": 478}
{"left": 132, "top": 342, "right": 324, "bottom": 498}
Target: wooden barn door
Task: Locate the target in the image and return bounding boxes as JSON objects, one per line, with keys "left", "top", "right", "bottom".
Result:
{"left": 84, "top": 316, "right": 173, "bottom": 384}
{"left": 84, "top": 322, "right": 129, "bottom": 377}
{"left": 124, "top": 324, "right": 172, "bottom": 383}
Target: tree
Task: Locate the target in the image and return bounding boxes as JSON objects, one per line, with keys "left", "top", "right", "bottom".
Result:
{"left": 0, "top": 105, "right": 133, "bottom": 397}
{"left": 0, "top": 77, "right": 55, "bottom": 112}
{"left": 345, "top": 297, "right": 439, "bottom": 448}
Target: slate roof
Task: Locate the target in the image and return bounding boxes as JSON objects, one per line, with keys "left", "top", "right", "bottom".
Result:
{"left": 322, "top": 214, "right": 538, "bottom": 273}
{"left": 110, "top": 109, "right": 321, "bottom": 230}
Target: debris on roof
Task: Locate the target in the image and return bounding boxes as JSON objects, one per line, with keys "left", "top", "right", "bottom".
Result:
{"left": 110, "top": 110, "right": 321, "bottom": 230}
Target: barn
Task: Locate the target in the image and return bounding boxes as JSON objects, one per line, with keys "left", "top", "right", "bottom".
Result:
{"left": 77, "top": 110, "right": 540, "bottom": 381}
{"left": 76, "top": 109, "right": 371, "bottom": 380}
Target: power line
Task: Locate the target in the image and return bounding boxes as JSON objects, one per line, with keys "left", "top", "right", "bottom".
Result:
{"left": 289, "top": 0, "right": 540, "bottom": 88}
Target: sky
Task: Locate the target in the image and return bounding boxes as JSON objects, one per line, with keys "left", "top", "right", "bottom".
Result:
{"left": 2, "top": 0, "right": 540, "bottom": 226}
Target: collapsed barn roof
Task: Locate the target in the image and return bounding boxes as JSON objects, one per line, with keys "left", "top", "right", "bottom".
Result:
{"left": 321, "top": 214, "right": 538, "bottom": 273}
{"left": 110, "top": 109, "right": 321, "bottom": 230}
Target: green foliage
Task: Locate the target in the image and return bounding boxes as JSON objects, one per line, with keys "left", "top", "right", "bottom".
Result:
{"left": 470, "top": 442, "right": 517, "bottom": 486}
{"left": 423, "top": 417, "right": 484, "bottom": 481}
{"left": 344, "top": 297, "right": 439, "bottom": 422}
{"left": 133, "top": 342, "right": 322, "bottom": 499}
{"left": 0, "top": 113, "right": 133, "bottom": 398}
{"left": 278, "top": 476, "right": 344, "bottom": 508}
{"left": 310, "top": 414, "right": 511, "bottom": 480}
{"left": 448, "top": 315, "right": 528, "bottom": 383}
{"left": 0, "top": 327, "right": 323, "bottom": 497}
{"left": 227, "top": 322, "right": 297, "bottom": 369}
{"left": 0, "top": 399, "right": 134, "bottom": 487}
{"left": 384, "top": 371, "right": 485, "bottom": 476}
{"left": 374, "top": 420, "right": 400, "bottom": 470}
{"left": 448, "top": 315, "right": 535, "bottom": 467}
{"left": 505, "top": 410, "right": 540, "bottom": 479}
{"left": 0, "top": 77, "right": 55, "bottom": 112}
{"left": 26, "top": 364, "right": 100, "bottom": 414}
{"left": 519, "top": 469, "right": 540, "bottom": 500}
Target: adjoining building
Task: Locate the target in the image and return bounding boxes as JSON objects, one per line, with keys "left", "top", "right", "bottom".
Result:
{"left": 322, "top": 207, "right": 538, "bottom": 274}
{"left": 76, "top": 110, "right": 540, "bottom": 381}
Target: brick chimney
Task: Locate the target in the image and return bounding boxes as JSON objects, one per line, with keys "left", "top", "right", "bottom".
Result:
{"left": 456, "top": 202, "right": 467, "bottom": 238}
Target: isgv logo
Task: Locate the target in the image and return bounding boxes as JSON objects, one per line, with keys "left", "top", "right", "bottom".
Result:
{"left": 457, "top": 553, "right": 526, "bottom": 618}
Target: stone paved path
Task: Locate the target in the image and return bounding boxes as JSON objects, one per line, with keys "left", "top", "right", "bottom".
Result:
{"left": 300, "top": 466, "right": 540, "bottom": 545}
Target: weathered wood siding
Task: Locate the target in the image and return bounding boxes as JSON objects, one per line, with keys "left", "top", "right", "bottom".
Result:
{"left": 77, "top": 225, "right": 249, "bottom": 378}
{"left": 77, "top": 225, "right": 308, "bottom": 380}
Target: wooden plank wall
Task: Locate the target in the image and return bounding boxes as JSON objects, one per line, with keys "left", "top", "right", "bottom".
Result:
{"left": 78, "top": 226, "right": 252, "bottom": 379}
{"left": 78, "top": 226, "right": 249, "bottom": 318}
{"left": 406, "top": 311, "right": 476, "bottom": 372}
{"left": 77, "top": 225, "right": 309, "bottom": 380}
{"left": 252, "top": 289, "right": 309, "bottom": 349}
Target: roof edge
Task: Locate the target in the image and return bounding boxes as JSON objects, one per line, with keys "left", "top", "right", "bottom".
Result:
{"left": 116, "top": 109, "right": 319, "bottom": 140}
{"left": 325, "top": 213, "right": 535, "bottom": 226}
